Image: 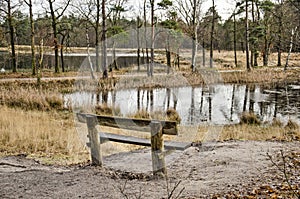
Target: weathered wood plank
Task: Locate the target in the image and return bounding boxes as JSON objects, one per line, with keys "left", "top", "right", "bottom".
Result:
{"left": 97, "top": 132, "right": 191, "bottom": 150}
{"left": 86, "top": 115, "right": 102, "bottom": 166}
{"left": 100, "top": 132, "right": 150, "bottom": 146}
{"left": 150, "top": 121, "right": 166, "bottom": 176}
{"left": 77, "top": 113, "right": 178, "bottom": 135}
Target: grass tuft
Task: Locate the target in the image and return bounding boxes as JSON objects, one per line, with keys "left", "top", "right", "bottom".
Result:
{"left": 272, "top": 118, "right": 284, "bottom": 127}
{"left": 129, "top": 108, "right": 181, "bottom": 123}
{"left": 240, "top": 112, "right": 261, "bottom": 125}
{"left": 130, "top": 109, "right": 150, "bottom": 119}
{"left": 166, "top": 108, "right": 181, "bottom": 123}
{"left": 0, "top": 87, "right": 65, "bottom": 111}
{"left": 0, "top": 106, "right": 88, "bottom": 164}
{"left": 285, "top": 119, "right": 299, "bottom": 130}
{"left": 94, "top": 103, "right": 121, "bottom": 116}
{"left": 46, "top": 95, "right": 64, "bottom": 110}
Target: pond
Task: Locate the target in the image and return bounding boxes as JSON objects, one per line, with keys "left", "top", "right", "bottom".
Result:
{"left": 66, "top": 83, "right": 300, "bottom": 125}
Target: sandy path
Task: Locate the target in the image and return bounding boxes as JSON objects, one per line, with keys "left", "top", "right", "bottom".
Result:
{"left": 0, "top": 141, "right": 299, "bottom": 198}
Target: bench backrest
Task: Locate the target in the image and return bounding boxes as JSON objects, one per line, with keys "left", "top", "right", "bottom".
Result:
{"left": 76, "top": 113, "right": 178, "bottom": 135}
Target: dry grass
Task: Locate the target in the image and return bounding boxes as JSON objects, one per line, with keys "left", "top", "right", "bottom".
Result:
{"left": 0, "top": 104, "right": 299, "bottom": 165}
{"left": 213, "top": 50, "right": 300, "bottom": 69}
{"left": 129, "top": 108, "right": 181, "bottom": 123}
{"left": 130, "top": 109, "right": 150, "bottom": 119}
{"left": 190, "top": 124, "right": 300, "bottom": 142}
{"left": 0, "top": 86, "right": 68, "bottom": 111}
{"left": 95, "top": 103, "right": 121, "bottom": 116}
{"left": 240, "top": 112, "right": 261, "bottom": 125}
{"left": 220, "top": 69, "right": 299, "bottom": 84}
{"left": 0, "top": 106, "right": 88, "bottom": 164}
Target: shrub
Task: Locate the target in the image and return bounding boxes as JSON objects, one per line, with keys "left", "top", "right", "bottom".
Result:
{"left": 285, "top": 119, "right": 299, "bottom": 130}
{"left": 46, "top": 95, "right": 63, "bottom": 110}
{"left": 166, "top": 108, "right": 181, "bottom": 123}
{"left": 272, "top": 118, "right": 284, "bottom": 127}
{"left": 240, "top": 112, "right": 261, "bottom": 125}
{"left": 95, "top": 103, "right": 121, "bottom": 116}
{"left": 131, "top": 109, "right": 150, "bottom": 119}
{"left": 130, "top": 108, "right": 181, "bottom": 123}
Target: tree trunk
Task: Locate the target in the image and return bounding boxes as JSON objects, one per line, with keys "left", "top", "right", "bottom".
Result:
{"left": 27, "top": 0, "right": 36, "bottom": 75}
{"left": 191, "top": 0, "right": 197, "bottom": 72}
{"left": 111, "top": 39, "right": 118, "bottom": 72}
{"left": 7, "top": 0, "right": 17, "bottom": 73}
{"left": 277, "top": 17, "right": 282, "bottom": 66}
{"left": 285, "top": 27, "right": 297, "bottom": 71}
{"left": 176, "top": 47, "right": 180, "bottom": 69}
{"left": 191, "top": 37, "right": 197, "bottom": 71}
{"left": 233, "top": 12, "right": 238, "bottom": 67}
{"left": 263, "top": 30, "right": 268, "bottom": 66}
{"left": 245, "top": 0, "right": 251, "bottom": 71}
{"left": 208, "top": 88, "right": 212, "bottom": 121}
{"left": 243, "top": 85, "right": 249, "bottom": 112}
{"left": 60, "top": 35, "right": 66, "bottom": 72}
{"left": 86, "top": 26, "right": 95, "bottom": 79}
{"left": 37, "top": 39, "right": 44, "bottom": 85}
{"left": 96, "top": 0, "right": 101, "bottom": 72}
{"left": 137, "top": 16, "right": 141, "bottom": 72}
{"left": 102, "top": 0, "right": 108, "bottom": 78}
{"left": 210, "top": 0, "right": 215, "bottom": 68}
{"left": 251, "top": 0, "right": 258, "bottom": 67}
{"left": 49, "top": 0, "right": 59, "bottom": 73}
{"left": 144, "top": 0, "right": 150, "bottom": 76}
{"left": 230, "top": 85, "right": 236, "bottom": 121}
{"left": 150, "top": 0, "right": 155, "bottom": 77}
{"left": 202, "top": 39, "right": 205, "bottom": 67}
{"left": 166, "top": 35, "right": 171, "bottom": 74}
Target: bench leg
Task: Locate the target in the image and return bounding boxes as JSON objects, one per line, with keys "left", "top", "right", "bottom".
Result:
{"left": 150, "top": 121, "right": 166, "bottom": 177}
{"left": 86, "top": 115, "right": 102, "bottom": 166}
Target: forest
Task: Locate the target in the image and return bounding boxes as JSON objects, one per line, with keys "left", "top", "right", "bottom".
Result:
{"left": 0, "top": 0, "right": 299, "bottom": 76}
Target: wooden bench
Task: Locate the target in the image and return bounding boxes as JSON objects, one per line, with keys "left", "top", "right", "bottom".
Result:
{"left": 76, "top": 113, "right": 192, "bottom": 176}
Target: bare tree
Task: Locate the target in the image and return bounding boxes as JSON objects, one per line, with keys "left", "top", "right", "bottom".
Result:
{"left": 0, "top": 0, "right": 20, "bottom": 72}
{"left": 24, "top": 0, "right": 36, "bottom": 75}
{"left": 285, "top": 26, "right": 297, "bottom": 71}
{"left": 72, "top": 0, "right": 101, "bottom": 72}
{"left": 137, "top": 16, "right": 143, "bottom": 71}
{"left": 43, "top": 0, "right": 71, "bottom": 73}
{"left": 107, "top": 0, "right": 128, "bottom": 73}
{"left": 96, "top": 0, "right": 101, "bottom": 73}
{"left": 175, "top": 0, "right": 204, "bottom": 72}
{"left": 150, "top": 0, "right": 155, "bottom": 76}
{"left": 274, "top": 0, "right": 284, "bottom": 67}
{"left": 232, "top": 6, "right": 238, "bottom": 67}
{"left": 245, "top": 0, "right": 251, "bottom": 71}
{"left": 209, "top": 0, "right": 215, "bottom": 68}
{"left": 101, "top": 0, "right": 108, "bottom": 78}
{"left": 143, "top": 0, "right": 150, "bottom": 76}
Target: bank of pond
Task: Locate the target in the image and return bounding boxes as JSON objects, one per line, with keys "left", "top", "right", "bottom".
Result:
{"left": 66, "top": 83, "right": 300, "bottom": 126}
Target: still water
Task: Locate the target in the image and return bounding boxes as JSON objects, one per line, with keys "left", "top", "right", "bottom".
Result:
{"left": 66, "top": 84, "right": 299, "bottom": 125}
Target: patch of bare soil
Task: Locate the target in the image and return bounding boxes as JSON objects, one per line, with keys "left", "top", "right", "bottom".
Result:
{"left": 0, "top": 141, "right": 299, "bottom": 198}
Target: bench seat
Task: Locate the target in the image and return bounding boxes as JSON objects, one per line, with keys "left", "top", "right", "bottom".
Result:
{"left": 89, "top": 132, "right": 192, "bottom": 151}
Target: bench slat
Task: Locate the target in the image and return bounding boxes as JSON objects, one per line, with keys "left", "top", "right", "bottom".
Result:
{"left": 99, "top": 132, "right": 191, "bottom": 151}
{"left": 77, "top": 113, "right": 178, "bottom": 135}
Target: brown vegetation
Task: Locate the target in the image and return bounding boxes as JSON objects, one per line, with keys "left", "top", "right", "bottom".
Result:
{"left": 0, "top": 106, "right": 87, "bottom": 164}
{"left": 0, "top": 52, "right": 299, "bottom": 164}
{"left": 129, "top": 108, "right": 181, "bottom": 123}
{"left": 239, "top": 112, "right": 261, "bottom": 125}
{"left": 0, "top": 104, "right": 299, "bottom": 165}
{"left": 94, "top": 103, "right": 121, "bottom": 116}
{"left": 0, "top": 86, "right": 67, "bottom": 111}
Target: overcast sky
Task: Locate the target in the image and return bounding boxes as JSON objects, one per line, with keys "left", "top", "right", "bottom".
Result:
{"left": 30, "top": 0, "right": 235, "bottom": 21}
{"left": 129, "top": 0, "right": 235, "bottom": 21}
